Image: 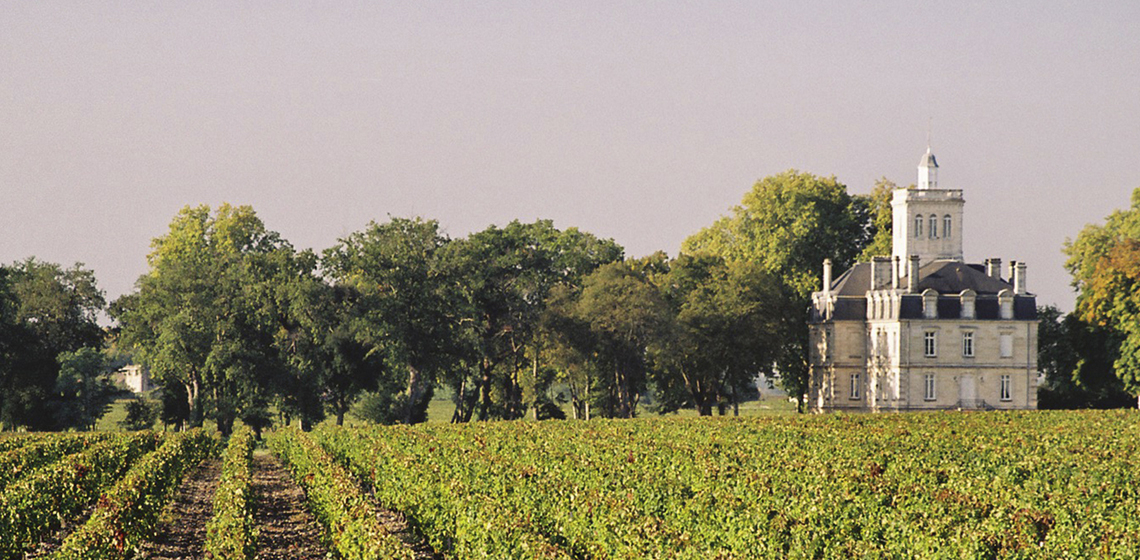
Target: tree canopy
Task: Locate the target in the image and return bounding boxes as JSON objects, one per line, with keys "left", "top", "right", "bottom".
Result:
{"left": 681, "top": 170, "right": 873, "bottom": 408}
{"left": 112, "top": 204, "right": 304, "bottom": 434}
{"left": 0, "top": 259, "right": 106, "bottom": 430}
{"left": 1064, "top": 187, "right": 1140, "bottom": 404}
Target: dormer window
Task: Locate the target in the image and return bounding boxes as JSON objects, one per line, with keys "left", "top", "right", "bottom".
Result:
{"left": 915, "top": 214, "right": 923, "bottom": 238}
{"left": 998, "top": 289, "right": 1014, "bottom": 319}
{"left": 929, "top": 215, "right": 938, "bottom": 239}
{"left": 922, "top": 289, "right": 939, "bottom": 319}
{"left": 960, "top": 289, "right": 976, "bottom": 319}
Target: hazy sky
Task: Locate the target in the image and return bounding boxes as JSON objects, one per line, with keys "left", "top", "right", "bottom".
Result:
{"left": 3, "top": 2, "right": 1138, "bottom": 313}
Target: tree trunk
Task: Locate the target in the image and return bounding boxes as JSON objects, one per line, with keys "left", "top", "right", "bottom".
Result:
{"left": 478, "top": 358, "right": 493, "bottom": 421}
{"left": 530, "top": 352, "right": 539, "bottom": 421}
{"left": 185, "top": 376, "right": 202, "bottom": 429}
{"left": 403, "top": 365, "right": 428, "bottom": 424}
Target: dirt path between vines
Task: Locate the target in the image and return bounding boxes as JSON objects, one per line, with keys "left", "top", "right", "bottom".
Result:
{"left": 135, "top": 457, "right": 222, "bottom": 559}
{"left": 251, "top": 451, "right": 331, "bottom": 560}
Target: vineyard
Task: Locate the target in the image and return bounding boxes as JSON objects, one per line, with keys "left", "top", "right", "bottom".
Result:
{"left": 0, "top": 411, "right": 1137, "bottom": 558}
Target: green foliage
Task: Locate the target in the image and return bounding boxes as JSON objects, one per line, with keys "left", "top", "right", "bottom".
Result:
{"left": 205, "top": 425, "right": 257, "bottom": 560}
{"left": 49, "top": 429, "right": 215, "bottom": 559}
{"left": 112, "top": 204, "right": 305, "bottom": 434}
{"left": 267, "top": 427, "right": 414, "bottom": 560}
{"left": 1064, "top": 187, "right": 1140, "bottom": 400}
{"left": 120, "top": 398, "right": 159, "bottom": 431}
{"left": 682, "top": 170, "right": 866, "bottom": 297}
{"left": 0, "top": 259, "right": 105, "bottom": 430}
{"left": 1036, "top": 305, "right": 1133, "bottom": 408}
{"left": 652, "top": 256, "right": 781, "bottom": 415}
{"left": 573, "top": 258, "right": 672, "bottom": 418}
{"left": 854, "top": 177, "right": 898, "bottom": 262}
{"left": 318, "top": 412, "right": 1140, "bottom": 558}
{"left": 681, "top": 171, "right": 872, "bottom": 410}
{"left": 54, "top": 348, "right": 124, "bottom": 430}
{"left": 443, "top": 220, "right": 624, "bottom": 422}
{"left": 323, "top": 217, "right": 464, "bottom": 425}
{"left": 0, "top": 432, "right": 159, "bottom": 559}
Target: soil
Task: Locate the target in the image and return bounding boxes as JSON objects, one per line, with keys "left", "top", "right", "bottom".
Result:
{"left": 369, "top": 506, "right": 443, "bottom": 560}
{"left": 250, "top": 451, "right": 332, "bottom": 560}
{"left": 135, "top": 457, "right": 222, "bottom": 559}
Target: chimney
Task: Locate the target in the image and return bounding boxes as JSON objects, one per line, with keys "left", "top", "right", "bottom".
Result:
{"left": 1013, "top": 261, "right": 1026, "bottom": 294}
{"left": 985, "top": 258, "right": 1002, "bottom": 280}
{"left": 907, "top": 255, "right": 920, "bottom": 292}
{"left": 871, "top": 256, "right": 891, "bottom": 290}
{"left": 822, "top": 259, "right": 832, "bottom": 296}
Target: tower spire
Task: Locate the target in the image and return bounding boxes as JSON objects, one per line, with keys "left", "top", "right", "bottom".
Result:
{"left": 917, "top": 145, "right": 938, "bottom": 190}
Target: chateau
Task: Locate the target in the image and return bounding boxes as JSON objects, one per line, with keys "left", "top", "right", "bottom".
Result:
{"left": 807, "top": 149, "right": 1038, "bottom": 412}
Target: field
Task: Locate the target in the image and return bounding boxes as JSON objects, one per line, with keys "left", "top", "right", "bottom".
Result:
{"left": 1, "top": 411, "right": 1137, "bottom": 558}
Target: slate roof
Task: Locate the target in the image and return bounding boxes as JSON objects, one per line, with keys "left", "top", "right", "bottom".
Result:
{"left": 828, "top": 260, "right": 1014, "bottom": 296}
{"left": 829, "top": 262, "right": 872, "bottom": 296}
{"left": 913, "top": 261, "right": 1012, "bottom": 295}
{"left": 819, "top": 259, "right": 1036, "bottom": 322}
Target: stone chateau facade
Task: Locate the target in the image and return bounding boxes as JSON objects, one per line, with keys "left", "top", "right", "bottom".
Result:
{"left": 807, "top": 148, "right": 1038, "bottom": 412}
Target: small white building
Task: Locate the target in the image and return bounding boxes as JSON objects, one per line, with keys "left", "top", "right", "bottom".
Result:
{"left": 807, "top": 148, "right": 1038, "bottom": 412}
{"left": 114, "top": 364, "right": 153, "bottom": 394}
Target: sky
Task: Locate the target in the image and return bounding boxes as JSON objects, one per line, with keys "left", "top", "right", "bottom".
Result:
{"left": 2, "top": 1, "right": 1138, "bottom": 313}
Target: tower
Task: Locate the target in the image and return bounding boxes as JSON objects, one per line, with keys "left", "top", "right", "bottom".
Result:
{"left": 891, "top": 147, "right": 964, "bottom": 268}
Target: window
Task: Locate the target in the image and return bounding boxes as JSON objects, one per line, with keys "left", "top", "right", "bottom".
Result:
{"left": 944, "top": 215, "right": 952, "bottom": 238}
{"left": 929, "top": 215, "right": 938, "bottom": 238}
{"left": 962, "top": 331, "right": 974, "bottom": 357}
{"left": 1000, "top": 374, "right": 1012, "bottom": 401}
{"left": 850, "top": 373, "right": 861, "bottom": 399}
{"left": 924, "top": 331, "right": 937, "bottom": 357}
{"left": 924, "top": 374, "right": 936, "bottom": 400}
{"left": 1000, "top": 333, "right": 1013, "bottom": 358}
{"left": 915, "top": 214, "right": 923, "bottom": 238}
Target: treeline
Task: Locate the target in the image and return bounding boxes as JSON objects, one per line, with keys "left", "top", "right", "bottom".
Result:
{"left": 0, "top": 171, "right": 891, "bottom": 432}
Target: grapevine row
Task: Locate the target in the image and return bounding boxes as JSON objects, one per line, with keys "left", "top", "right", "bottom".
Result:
{"left": 0, "top": 432, "right": 110, "bottom": 491}
{"left": 48, "top": 429, "right": 216, "bottom": 559}
{"left": 205, "top": 424, "right": 258, "bottom": 560}
{"left": 0, "top": 431, "right": 160, "bottom": 559}
{"left": 267, "top": 427, "right": 416, "bottom": 560}
{"left": 316, "top": 426, "right": 573, "bottom": 560}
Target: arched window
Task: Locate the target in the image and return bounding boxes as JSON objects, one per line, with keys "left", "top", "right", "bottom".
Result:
{"left": 944, "top": 215, "right": 952, "bottom": 238}
{"left": 915, "top": 214, "right": 923, "bottom": 238}
{"left": 929, "top": 215, "right": 938, "bottom": 239}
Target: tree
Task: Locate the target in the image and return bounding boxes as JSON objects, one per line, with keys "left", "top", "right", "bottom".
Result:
{"left": 1064, "top": 187, "right": 1140, "bottom": 406}
{"left": 682, "top": 170, "right": 869, "bottom": 410}
{"left": 652, "top": 255, "right": 781, "bottom": 416}
{"left": 855, "top": 178, "right": 898, "bottom": 262}
{"left": 120, "top": 398, "right": 158, "bottom": 431}
{"left": 52, "top": 348, "right": 124, "bottom": 430}
{"left": 443, "top": 220, "right": 624, "bottom": 422}
{"left": 112, "top": 204, "right": 301, "bottom": 435}
{"left": 279, "top": 274, "right": 377, "bottom": 427}
{"left": 1036, "top": 306, "right": 1132, "bottom": 409}
{"left": 0, "top": 259, "right": 105, "bottom": 430}
{"left": 568, "top": 256, "right": 672, "bottom": 418}
{"left": 323, "top": 217, "right": 464, "bottom": 424}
